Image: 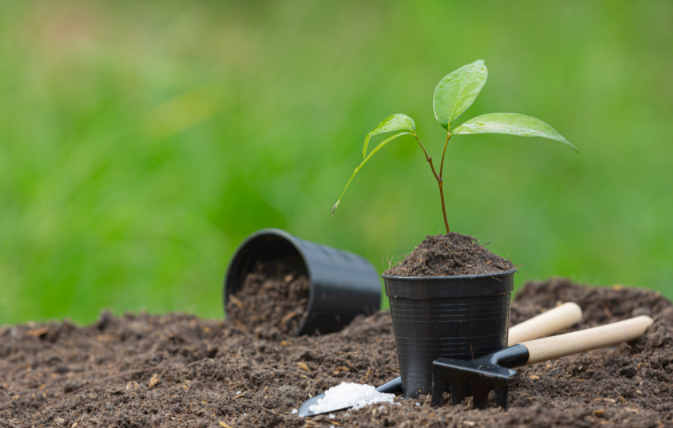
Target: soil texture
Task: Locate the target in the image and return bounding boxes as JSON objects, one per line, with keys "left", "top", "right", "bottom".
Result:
{"left": 226, "top": 260, "right": 310, "bottom": 336}
{"left": 2, "top": 278, "right": 673, "bottom": 427}
{"left": 385, "top": 232, "right": 515, "bottom": 277}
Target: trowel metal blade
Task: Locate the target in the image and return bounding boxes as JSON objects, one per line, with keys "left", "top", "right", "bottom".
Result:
{"left": 298, "top": 376, "right": 403, "bottom": 417}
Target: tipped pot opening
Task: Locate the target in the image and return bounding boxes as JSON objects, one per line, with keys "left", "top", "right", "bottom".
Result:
{"left": 224, "top": 228, "right": 381, "bottom": 336}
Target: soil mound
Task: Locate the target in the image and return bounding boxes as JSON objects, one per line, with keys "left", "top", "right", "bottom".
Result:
{"left": 385, "top": 232, "right": 515, "bottom": 277}
{"left": 226, "top": 260, "right": 310, "bottom": 336}
{"left": 2, "top": 278, "right": 673, "bottom": 427}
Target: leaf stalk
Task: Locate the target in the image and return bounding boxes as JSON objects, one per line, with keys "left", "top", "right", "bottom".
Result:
{"left": 439, "top": 132, "right": 452, "bottom": 178}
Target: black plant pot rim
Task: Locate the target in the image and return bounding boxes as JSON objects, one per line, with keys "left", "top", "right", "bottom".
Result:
{"left": 229, "top": 228, "right": 316, "bottom": 277}
{"left": 224, "top": 228, "right": 317, "bottom": 335}
{"left": 381, "top": 268, "right": 517, "bottom": 281}
{"left": 383, "top": 269, "right": 516, "bottom": 299}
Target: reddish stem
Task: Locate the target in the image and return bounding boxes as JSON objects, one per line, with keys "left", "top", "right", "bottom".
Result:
{"left": 413, "top": 134, "right": 450, "bottom": 234}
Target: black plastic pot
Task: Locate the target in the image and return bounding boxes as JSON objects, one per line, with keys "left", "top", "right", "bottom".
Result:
{"left": 382, "top": 269, "right": 516, "bottom": 399}
{"left": 224, "top": 228, "right": 381, "bottom": 336}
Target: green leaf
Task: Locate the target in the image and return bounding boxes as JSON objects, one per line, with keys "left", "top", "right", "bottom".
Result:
{"left": 452, "top": 113, "right": 578, "bottom": 153}
{"left": 362, "top": 114, "right": 415, "bottom": 158}
{"left": 332, "top": 132, "right": 413, "bottom": 214}
{"left": 433, "top": 60, "right": 488, "bottom": 130}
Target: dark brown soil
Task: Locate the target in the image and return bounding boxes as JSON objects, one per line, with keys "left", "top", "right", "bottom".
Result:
{"left": 2, "top": 278, "right": 673, "bottom": 427}
{"left": 226, "top": 260, "right": 310, "bottom": 336}
{"left": 384, "top": 232, "right": 515, "bottom": 277}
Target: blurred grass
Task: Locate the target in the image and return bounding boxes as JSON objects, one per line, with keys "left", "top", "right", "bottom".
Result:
{"left": 1, "top": 0, "right": 672, "bottom": 325}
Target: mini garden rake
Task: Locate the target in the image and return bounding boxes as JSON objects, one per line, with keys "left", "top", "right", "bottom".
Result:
{"left": 431, "top": 315, "right": 653, "bottom": 410}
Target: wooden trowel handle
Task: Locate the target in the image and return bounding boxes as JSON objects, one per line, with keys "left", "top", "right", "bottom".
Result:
{"left": 523, "top": 316, "right": 653, "bottom": 365}
{"left": 508, "top": 302, "right": 582, "bottom": 346}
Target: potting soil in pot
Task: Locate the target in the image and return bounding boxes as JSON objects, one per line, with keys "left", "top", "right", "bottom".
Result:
{"left": 3, "top": 278, "right": 673, "bottom": 427}
{"left": 226, "top": 260, "right": 310, "bottom": 337}
{"left": 385, "top": 232, "right": 515, "bottom": 277}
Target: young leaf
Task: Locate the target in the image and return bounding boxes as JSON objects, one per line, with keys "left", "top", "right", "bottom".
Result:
{"left": 332, "top": 131, "right": 413, "bottom": 214}
{"left": 362, "top": 114, "right": 415, "bottom": 158}
{"left": 433, "top": 60, "right": 488, "bottom": 130}
{"left": 452, "top": 113, "right": 578, "bottom": 153}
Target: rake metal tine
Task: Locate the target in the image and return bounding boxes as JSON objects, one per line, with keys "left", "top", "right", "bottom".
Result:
{"left": 472, "top": 380, "right": 491, "bottom": 410}
{"left": 494, "top": 384, "right": 509, "bottom": 410}
{"left": 449, "top": 379, "right": 467, "bottom": 405}
{"left": 431, "top": 372, "right": 446, "bottom": 407}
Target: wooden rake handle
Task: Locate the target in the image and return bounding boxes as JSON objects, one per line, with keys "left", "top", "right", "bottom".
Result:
{"left": 508, "top": 302, "right": 582, "bottom": 346}
{"left": 523, "top": 315, "right": 653, "bottom": 365}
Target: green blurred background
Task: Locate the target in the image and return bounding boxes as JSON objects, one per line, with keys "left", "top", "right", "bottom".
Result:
{"left": 1, "top": 0, "right": 672, "bottom": 325}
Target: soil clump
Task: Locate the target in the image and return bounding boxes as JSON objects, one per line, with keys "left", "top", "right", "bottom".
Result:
{"left": 385, "top": 232, "right": 515, "bottom": 277}
{"left": 2, "top": 278, "right": 673, "bottom": 427}
{"left": 226, "top": 260, "right": 310, "bottom": 336}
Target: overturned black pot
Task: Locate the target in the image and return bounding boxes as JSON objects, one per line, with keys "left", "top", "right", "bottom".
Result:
{"left": 382, "top": 269, "right": 516, "bottom": 399}
{"left": 224, "top": 228, "right": 381, "bottom": 336}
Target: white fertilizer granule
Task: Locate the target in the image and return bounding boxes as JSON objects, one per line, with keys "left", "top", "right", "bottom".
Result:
{"left": 307, "top": 382, "right": 397, "bottom": 414}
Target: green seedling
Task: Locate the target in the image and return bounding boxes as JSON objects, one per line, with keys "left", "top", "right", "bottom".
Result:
{"left": 331, "top": 60, "right": 578, "bottom": 233}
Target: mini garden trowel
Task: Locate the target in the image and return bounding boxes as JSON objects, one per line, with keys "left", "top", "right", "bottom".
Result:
{"left": 299, "top": 302, "right": 582, "bottom": 417}
{"left": 431, "top": 315, "right": 653, "bottom": 410}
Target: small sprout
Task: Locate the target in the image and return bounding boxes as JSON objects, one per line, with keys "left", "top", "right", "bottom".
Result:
{"left": 332, "top": 60, "right": 577, "bottom": 232}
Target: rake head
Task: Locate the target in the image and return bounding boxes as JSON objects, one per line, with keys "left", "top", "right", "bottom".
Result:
{"left": 431, "top": 344, "right": 529, "bottom": 410}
